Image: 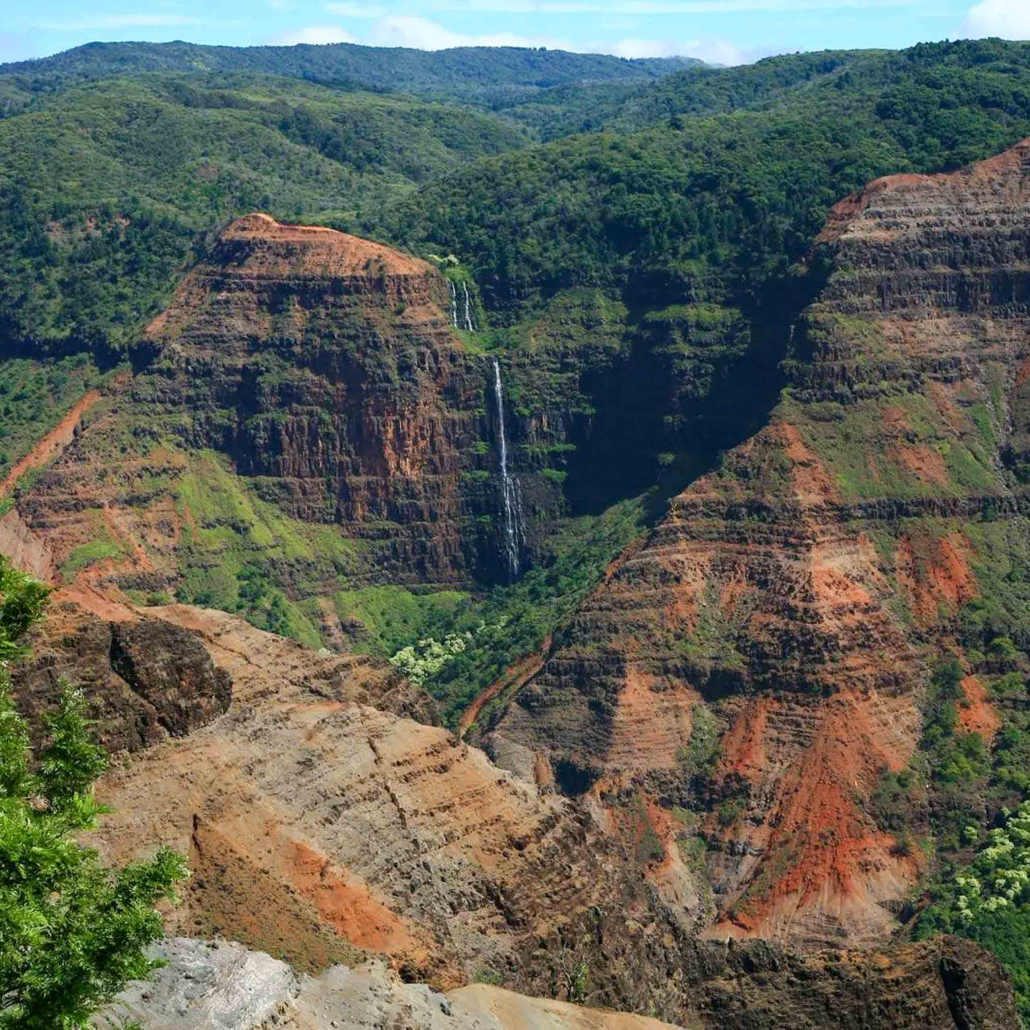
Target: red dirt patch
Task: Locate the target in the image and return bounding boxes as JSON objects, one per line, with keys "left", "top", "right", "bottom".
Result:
{"left": 218, "top": 213, "right": 432, "bottom": 278}
{"left": 709, "top": 684, "right": 920, "bottom": 944}
{"left": 0, "top": 390, "right": 101, "bottom": 499}
{"left": 958, "top": 675, "right": 1001, "bottom": 742}
{"left": 289, "top": 839, "right": 422, "bottom": 955}
{"left": 896, "top": 533, "right": 978, "bottom": 623}
{"left": 891, "top": 445, "right": 951, "bottom": 489}
{"left": 778, "top": 422, "right": 841, "bottom": 504}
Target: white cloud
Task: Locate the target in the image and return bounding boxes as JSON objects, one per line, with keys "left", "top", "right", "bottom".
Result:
{"left": 271, "top": 24, "right": 358, "bottom": 44}
{"left": 324, "top": 2, "right": 388, "bottom": 16}
{"left": 355, "top": 15, "right": 752, "bottom": 64}
{"left": 607, "top": 36, "right": 753, "bottom": 64}
{"left": 366, "top": 15, "right": 575, "bottom": 49}
{"left": 960, "top": 0, "right": 1030, "bottom": 37}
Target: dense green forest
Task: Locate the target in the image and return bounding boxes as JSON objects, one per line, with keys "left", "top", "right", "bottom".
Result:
{"left": 5, "top": 38, "right": 1030, "bottom": 357}
{"left": 0, "top": 40, "right": 698, "bottom": 117}
{"left": 369, "top": 39, "right": 1030, "bottom": 319}
{"left": 0, "top": 73, "right": 527, "bottom": 353}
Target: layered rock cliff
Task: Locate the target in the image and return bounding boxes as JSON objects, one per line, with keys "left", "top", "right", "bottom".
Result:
{"left": 488, "top": 137, "right": 1030, "bottom": 947}
{"left": 0, "top": 214, "right": 792, "bottom": 618}
{"left": 108, "top": 934, "right": 1017, "bottom": 1030}
{"left": 14, "top": 593, "right": 1017, "bottom": 1029}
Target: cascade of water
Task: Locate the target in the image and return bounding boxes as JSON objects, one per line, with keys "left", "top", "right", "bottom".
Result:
{"left": 462, "top": 281, "right": 476, "bottom": 332}
{"left": 492, "top": 357, "right": 524, "bottom": 582}
{"left": 448, "top": 280, "right": 458, "bottom": 328}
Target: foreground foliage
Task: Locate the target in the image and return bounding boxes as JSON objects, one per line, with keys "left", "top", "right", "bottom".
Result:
{"left": 0, "top": 555, "right": 187, "bottom": 1028}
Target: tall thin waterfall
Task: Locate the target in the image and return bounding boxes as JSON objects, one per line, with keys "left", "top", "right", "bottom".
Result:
{"left": 462, "top": 281, "right": 476, "bottom": 331}
{"left": 492, "top": 357, "right": 524, "bottom": 582}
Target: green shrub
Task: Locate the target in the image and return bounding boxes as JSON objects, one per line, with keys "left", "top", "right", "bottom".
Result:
{"left": 0, "top": 555, "right": 188, "bottom": 1028}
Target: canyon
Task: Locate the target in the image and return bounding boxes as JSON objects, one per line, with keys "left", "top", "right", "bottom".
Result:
{"left": 487, "top": 136, "right": 1030, "bottom": 948}
{"left": 6, "top": 138, "right": 1030, "bottom": 1026}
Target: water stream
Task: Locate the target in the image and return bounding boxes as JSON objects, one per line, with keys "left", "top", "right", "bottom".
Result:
{"left": 448, "top": 279, "right": 476, "bottom": 331}
{"left": 491, "top": 357, "right": 524, "bottom": 582}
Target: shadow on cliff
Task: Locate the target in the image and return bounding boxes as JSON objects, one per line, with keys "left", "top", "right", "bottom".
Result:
{"left": 562, "top": 261, "right": 832, "bottom": 525}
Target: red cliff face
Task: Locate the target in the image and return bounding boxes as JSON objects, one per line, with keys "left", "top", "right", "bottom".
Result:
{"left": 488, "top": 137, "right": 1030, "bottom": 948}
{"left": 3, "top": 200, "right": 1022, "bottom": 1025}
{"left": 13, "top": 596, "right": 1016, "bottom": 1029}
{"left": 142, "top": 214, "right": 484, "bottom": 582}
{"left": 4, "top": 216, "right": 504, "bottom": 598}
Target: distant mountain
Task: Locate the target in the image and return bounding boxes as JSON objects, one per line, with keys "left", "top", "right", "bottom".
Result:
{"left": 0, "top": 40, "right": 702, "bottom": 107}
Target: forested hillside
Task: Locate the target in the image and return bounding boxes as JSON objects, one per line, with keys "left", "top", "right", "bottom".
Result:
{"left": 371, "top": 38, "right": 1030, "bottom": 318}
{"left": 0, "top": 40, "right": 699, "bottom": 117}
{"left": 0, "top": 73, "right": 527, "bottom": 355}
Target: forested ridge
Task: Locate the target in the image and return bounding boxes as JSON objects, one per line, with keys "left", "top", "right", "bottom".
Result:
{"left": 4, "top": 38, "right": 1030, "bottom": 358}
{"left": 0, "top": 40, "right": 699, "bottom": 117}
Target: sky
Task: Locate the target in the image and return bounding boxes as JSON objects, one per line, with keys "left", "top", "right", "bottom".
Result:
{"left": 1, "top": 0, "right": 1029, "bottom": 67}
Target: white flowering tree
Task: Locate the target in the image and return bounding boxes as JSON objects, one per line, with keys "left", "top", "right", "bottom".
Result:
{"left": 953, "top": 802, "right": 1030, "bottom": 922}
{"left": 389, "top": 632, "right": 472, "bottom": 687}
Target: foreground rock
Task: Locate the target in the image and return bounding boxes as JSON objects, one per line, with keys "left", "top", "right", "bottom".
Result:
{"left": 108, "top": 937, "right": 684, "bottom": 1030}
{"left": 107, "top": 934, "right": 1015, "bottom": 1030}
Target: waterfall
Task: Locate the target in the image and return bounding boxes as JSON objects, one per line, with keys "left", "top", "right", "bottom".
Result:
{"left": 462, "top": 281, "right": 476, "bottom": 331}
{"left": 448, "top": 279, "right": 476, "bottom": 332}
{"left": 492, "top": 357, "right": 524, "bottom": 582}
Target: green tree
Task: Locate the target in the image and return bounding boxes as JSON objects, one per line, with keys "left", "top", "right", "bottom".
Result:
{"left": 0, "top": 554, "right": 188, "bottom": 1029}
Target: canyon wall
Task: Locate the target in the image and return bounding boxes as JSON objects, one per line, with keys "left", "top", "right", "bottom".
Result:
{"left": 488, "top": 137, "right": 1030, "bottom": 946}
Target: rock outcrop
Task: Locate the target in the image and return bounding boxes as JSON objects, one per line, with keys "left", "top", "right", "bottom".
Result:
{"left": 107, "top": 934, "right": 1016, "bottom": 1030}
{"left": 139, "top": 214, "right": 487, "bottom": 583}
{"left": 107, "top": 938, "right": 685, "bottom": 1030}
{"left": 12, "top": 600, "right": 231, "bottom": 751}
{"left": 488, "top": 137, "right": 1030, "bottom": 946}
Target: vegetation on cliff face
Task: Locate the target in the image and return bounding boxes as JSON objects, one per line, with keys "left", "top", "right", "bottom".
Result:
{"left": 0, "top": 556, "right": 187, "bottom": 1028}
{"left": 0, "top": 354, "right": 102, "bottom": 486}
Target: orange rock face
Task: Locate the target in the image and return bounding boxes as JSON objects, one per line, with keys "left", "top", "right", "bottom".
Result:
{"left": 2, "top": 214, "right": 509, "bottom": 596}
